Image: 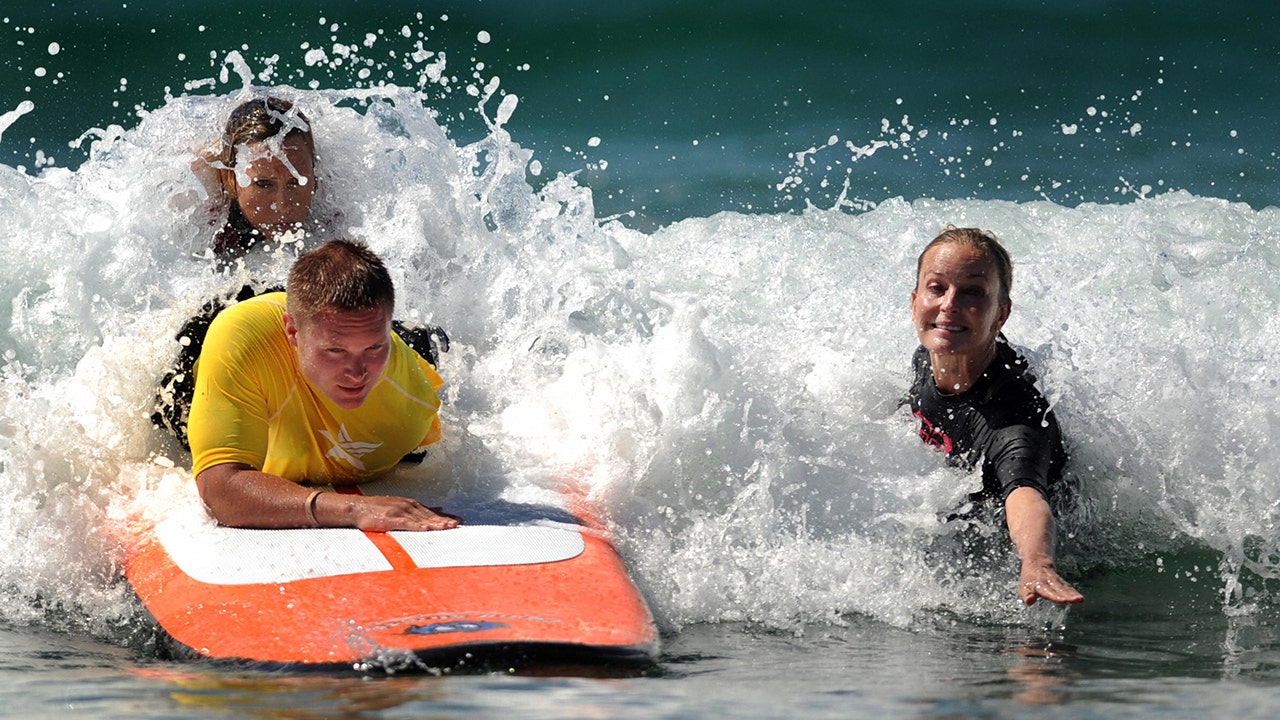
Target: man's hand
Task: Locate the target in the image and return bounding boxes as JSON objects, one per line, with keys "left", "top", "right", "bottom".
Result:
{"left": 317, "top": 493, "right": 460, "bottom": 532}
{"left": 195, "top": 463, "right": 459, "bottom": 531}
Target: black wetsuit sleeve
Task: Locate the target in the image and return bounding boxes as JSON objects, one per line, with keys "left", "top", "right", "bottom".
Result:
{"left": 984, "top": 423, "right": 1056, "bottom": 502}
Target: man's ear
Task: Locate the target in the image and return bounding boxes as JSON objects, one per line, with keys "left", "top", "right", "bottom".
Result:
{"left": 283, "top": 312, "right": 299, "bottom": 348}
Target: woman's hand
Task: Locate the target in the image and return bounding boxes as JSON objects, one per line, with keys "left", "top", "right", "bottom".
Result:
{"left": 1018, "top": 559, "right": 1084, "bottom": 606}
{"left": 1005, "top": 486, "right": 1084, "bottom": 606}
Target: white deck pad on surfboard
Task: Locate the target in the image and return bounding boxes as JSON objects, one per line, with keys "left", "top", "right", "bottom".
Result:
{"left": 389, "top": 525, "right": 585, "bottom": 569}
{"left": 155, "top": 515, "right": 586, "bottom": 585}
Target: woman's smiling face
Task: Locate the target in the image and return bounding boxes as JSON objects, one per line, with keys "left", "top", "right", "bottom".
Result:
{"left": 911, "top": 242, "right": 1010, "bottom": 359}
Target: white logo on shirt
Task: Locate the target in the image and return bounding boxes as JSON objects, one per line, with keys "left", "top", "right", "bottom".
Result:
{"left": 320, "top": 424, "right": 382, "bottom": 471}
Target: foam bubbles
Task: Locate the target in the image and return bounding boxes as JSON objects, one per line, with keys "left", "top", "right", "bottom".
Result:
{"left": 0, "top": 46, "right": 1278, "bottom": 644}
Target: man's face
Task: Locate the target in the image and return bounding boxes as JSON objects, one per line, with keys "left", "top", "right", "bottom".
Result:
{"left": 285, "top": 306, "right": 392, "bottom": 409}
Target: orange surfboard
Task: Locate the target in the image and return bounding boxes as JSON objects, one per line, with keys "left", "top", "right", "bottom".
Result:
{"left": 123, "top": 477, "right": 658, "bottom": 672}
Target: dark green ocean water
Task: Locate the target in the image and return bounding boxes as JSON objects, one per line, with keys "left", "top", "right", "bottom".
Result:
{"left": 3, "top": 0, "right": 1277, "bottom": 227}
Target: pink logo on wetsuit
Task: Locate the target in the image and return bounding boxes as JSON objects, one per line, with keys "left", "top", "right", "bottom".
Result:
{"left": 914, "top": 410, "right": 954, "bottom": 454}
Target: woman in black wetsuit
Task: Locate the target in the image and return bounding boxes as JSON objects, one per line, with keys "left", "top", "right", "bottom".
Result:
{"left": 907, "top": 226, "right": 1084, "bottom": 606}
{"left": 184, "top": 96, "right": 320, "bottom": 263}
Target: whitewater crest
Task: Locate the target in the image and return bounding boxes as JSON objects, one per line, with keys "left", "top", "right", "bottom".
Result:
{"left": 1, "top": 37, "right": 1280, "bottom": 641}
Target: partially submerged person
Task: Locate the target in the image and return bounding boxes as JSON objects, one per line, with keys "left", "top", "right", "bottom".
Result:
{"left": 196, "top": 96, "right": 318, "bottom": 262}
{"left": 188, "top": 239, "right": 458, "bottom": 531}
{"left": 906, "top": 226, "right": 1084, "bottom": 606}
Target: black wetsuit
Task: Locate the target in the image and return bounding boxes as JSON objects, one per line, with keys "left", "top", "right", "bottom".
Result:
{"left": 211, "top": 201, "right": 265, "bottom": 264}
{"left": 906, "top": 336, "right": 1066, "bottom": 507}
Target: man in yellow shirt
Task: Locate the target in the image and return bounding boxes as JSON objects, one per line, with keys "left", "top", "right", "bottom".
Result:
{"left": 188, "top": 239, "right": 458, "bottom": 531}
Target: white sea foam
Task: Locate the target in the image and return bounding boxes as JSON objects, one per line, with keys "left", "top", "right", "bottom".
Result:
{"left": 0, "top": 49, "right": 1278, "bottom": 641}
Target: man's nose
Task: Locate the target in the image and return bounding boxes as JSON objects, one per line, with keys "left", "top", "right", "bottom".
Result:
{"left": 345, "top": 357, "right": 366, "bottom": 379}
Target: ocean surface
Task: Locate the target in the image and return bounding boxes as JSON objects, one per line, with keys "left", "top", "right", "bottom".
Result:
{"left": 2, "top": 1, "right": 1280, "bottom": 717}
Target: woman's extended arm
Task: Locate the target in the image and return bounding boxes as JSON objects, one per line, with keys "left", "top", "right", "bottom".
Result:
{"left": 1005, "top": 486, "right": 1084, "bottom": 605}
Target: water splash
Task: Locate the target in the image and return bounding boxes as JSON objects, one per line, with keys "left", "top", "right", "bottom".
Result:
{"left": 1, "top": 34, "right": 1279, "bottom": 647}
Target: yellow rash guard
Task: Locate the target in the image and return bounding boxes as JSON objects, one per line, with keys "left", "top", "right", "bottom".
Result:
{"left": 188, "top": 292, "right": 443, "bottom": 483}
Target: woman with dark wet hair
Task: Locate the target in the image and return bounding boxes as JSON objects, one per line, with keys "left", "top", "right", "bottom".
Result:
{"left": 199, "top": 96, "right": 318, "bottom": 260}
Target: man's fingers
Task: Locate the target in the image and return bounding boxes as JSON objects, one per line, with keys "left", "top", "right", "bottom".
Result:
{"left": 352, "top": 496, "right": 459, "bottom": 531}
